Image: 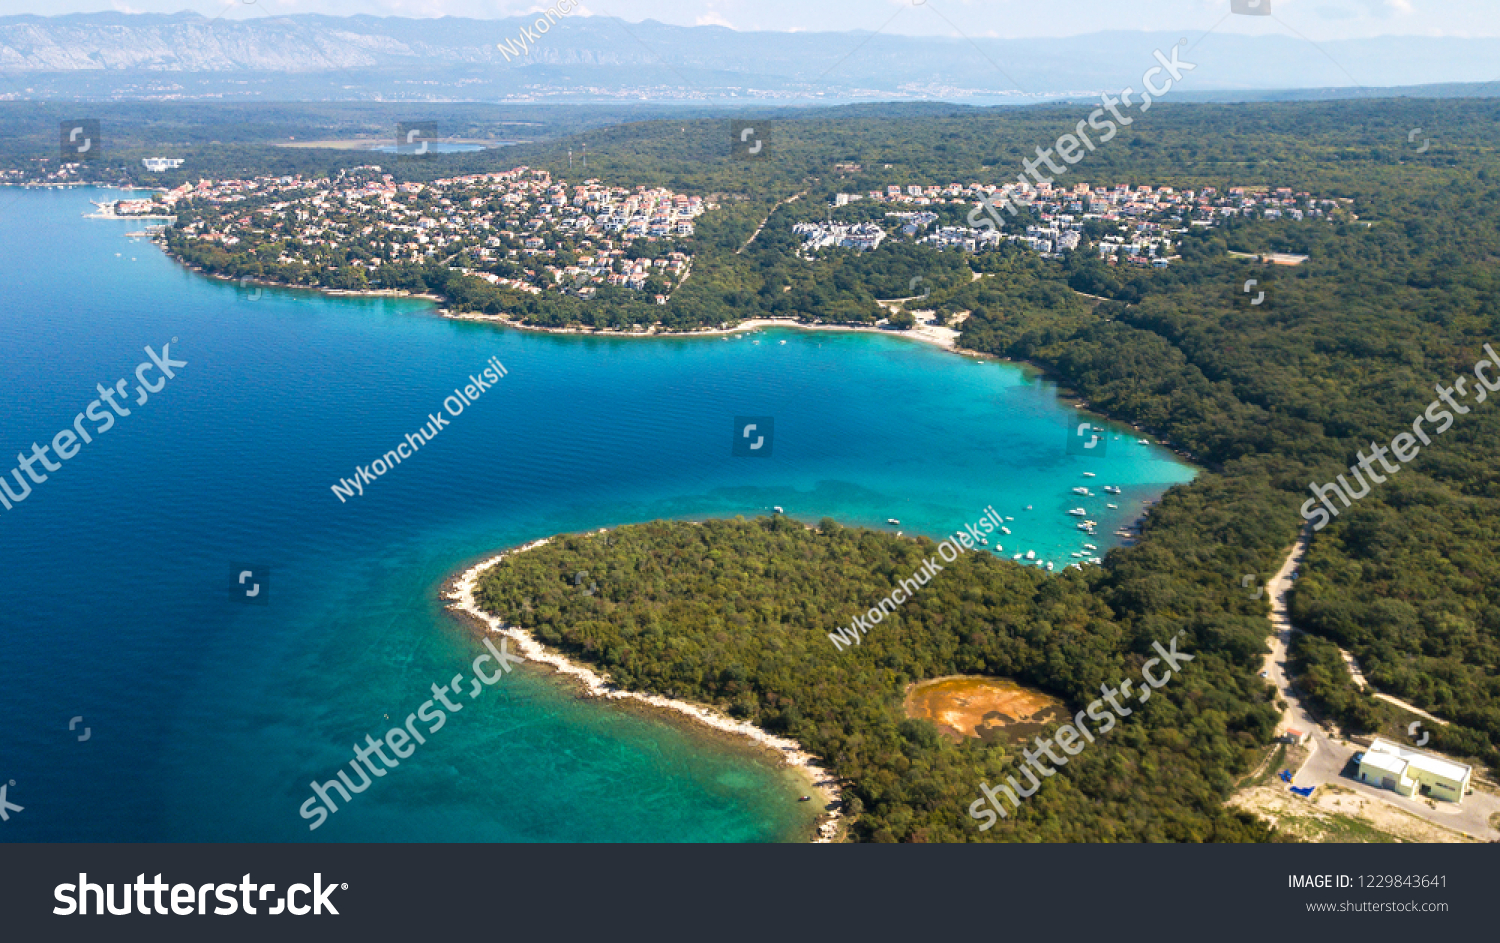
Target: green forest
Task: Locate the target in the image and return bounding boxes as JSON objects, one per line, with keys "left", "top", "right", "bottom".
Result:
{"left": 477, "top": 98, "right": 1500, "bottom": 839}
{"left": 476, "top": 517, "right": 1284, "bottom": 843}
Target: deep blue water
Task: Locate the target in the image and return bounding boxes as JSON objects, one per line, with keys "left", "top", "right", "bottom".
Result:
{"left": 0, "top": 187, "right": 1194, "bottom": 842}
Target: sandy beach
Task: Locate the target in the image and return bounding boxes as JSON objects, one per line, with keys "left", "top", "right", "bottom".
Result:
{"left": 152, "top": 233, "right": 963, "bottom": 356}
{"left": 444, "top": 536, "right": 845, "bottom": 843}
{"left": 442, "top": 311, "right": 969, "bottom": 353}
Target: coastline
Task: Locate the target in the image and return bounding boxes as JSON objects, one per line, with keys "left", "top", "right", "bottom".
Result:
{"left": 144, "top": 200, "right": 1200, "bottom": 468}
{"left": 442, "top": 311, "right": 970, "bottom": 353}
{"left": 167, "top": 258, "right": 446, "bottom": 303}
{"left": 150, "top": 238, "right": 955, "bottom": 355}
{"left": 443, "top": 536, "right": 845, "bottom": 844}
{"left": 438, "top": 309, "right": 1206, "bottom": 466}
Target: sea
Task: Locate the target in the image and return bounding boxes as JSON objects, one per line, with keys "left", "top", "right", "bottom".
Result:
{"left": 0, "top": 187, "right": 1195, "bottom": 842}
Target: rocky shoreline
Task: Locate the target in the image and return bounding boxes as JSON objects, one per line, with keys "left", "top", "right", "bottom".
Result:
{"left": 443, "top": 536, "right": 845, "bottom": 843}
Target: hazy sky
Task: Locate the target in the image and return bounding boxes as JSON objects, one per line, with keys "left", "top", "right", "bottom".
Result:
{"left": 3, "top": 0, "right": 1497, "bottom": 39}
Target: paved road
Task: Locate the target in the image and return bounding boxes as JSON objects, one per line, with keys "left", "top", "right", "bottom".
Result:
{"left": 1262, "top": 528, "right": 1500, "bottom": 841}
{"left": 1294, "top": 734, "right": 1500, "bottom": 840}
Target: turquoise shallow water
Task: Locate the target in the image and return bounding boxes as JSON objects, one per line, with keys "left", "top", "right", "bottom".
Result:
{"left": 0, "top": 187, "right": 1194, "bottom": 842}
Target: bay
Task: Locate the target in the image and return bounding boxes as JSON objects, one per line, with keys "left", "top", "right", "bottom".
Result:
{"left": 0, "top": 187, "right": 1194, "bottom": 841}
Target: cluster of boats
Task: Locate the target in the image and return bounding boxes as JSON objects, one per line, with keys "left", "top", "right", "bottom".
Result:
{"left": 878, "top": 475, "right": 1126, "bottom": 573}
{"left": 1007, "top": 474, "right": 1124, "bottom": 570}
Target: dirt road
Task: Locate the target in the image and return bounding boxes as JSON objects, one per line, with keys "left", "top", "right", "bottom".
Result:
{"left": 1258, "top": 528, "right": 1500, "bottom": 840}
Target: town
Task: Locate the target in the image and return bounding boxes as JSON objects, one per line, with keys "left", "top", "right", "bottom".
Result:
{"left": 153, "top": 165, "right": 708, "bottom": 300}
{"left": 795, "top": 178, "right": 1345, "bottom": 266}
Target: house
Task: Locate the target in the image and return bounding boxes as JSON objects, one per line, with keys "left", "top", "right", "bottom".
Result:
{"left": 1356, "top": 737, "right": 1472, "bottom": 804}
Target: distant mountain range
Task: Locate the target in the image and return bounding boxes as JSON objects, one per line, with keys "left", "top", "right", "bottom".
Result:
{"left": 2, "top": 13, "right": 1498, "bottom": 103}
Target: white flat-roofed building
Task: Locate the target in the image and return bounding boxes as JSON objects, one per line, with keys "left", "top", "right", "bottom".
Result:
{"left": 1357, "top": 737, "right": 1472, "bottom": 804}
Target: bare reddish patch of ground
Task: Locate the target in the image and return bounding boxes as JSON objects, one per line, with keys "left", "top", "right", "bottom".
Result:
{"left": 904, "top": 675, "right": 1065, "bottom": 744}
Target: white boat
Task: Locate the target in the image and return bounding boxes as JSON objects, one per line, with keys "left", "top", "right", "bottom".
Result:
{"left": 1013, "top": 553, "right": 1023, "bottom": 560}
{"left": 979, "top": 538, "right": 987, "bottom": 545}
{"left": 1077, "top": 523, "right": 1094, "bottom": 531}
{"left": 887, "top": 518, "right": 900, "bottom": 525}
{"left": 1004, "top": 516, "right": 1013, "bottom": 521}
{"left": 1000, "top": 526, "right": 1011, "bottom": 534}
{"left": 773, "top": 506, "right": 783, "bottom": 514}
{"left": 1067, "top": 508, "right": 1087, "bottom": 517}
{"left": 1072, "top": 486, "right": 1091, "bottom": 495}
{"left": 1045, "top": 561, "right": 1054, "bottom": 571}
{"left": 1103, "top": 485, "right": 1121, "bottom": 494}
{"left": 1107, "top": 503, "right": 1118, "bottom": 509}
{"left": 995, "top": 545, "right": 1002, "bottom": 552}
{"left": 1083, "top": 543, "right": 1097, "bottom": 550}
{"left": 1025, "top": 550, "right": 1036, "bottom": 560}
{"left": 779, "top": 340, "right": 786, "bottom": 345}
{"left": 1025, "top": 505, "right": 1032, "bottom": 511}
{"left": 1082, "top": 472, "right": 1096, "bottom": 477}
{"left": 1071, "top": 552, "right": 1082, "bottom": 558}
{"left": 1138, "top": 438, "right": 1150, "bottom": 444}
